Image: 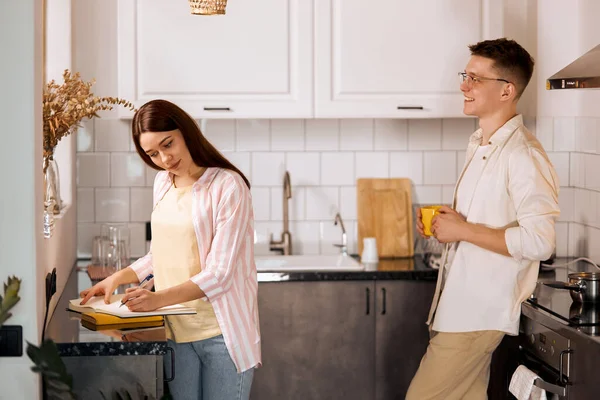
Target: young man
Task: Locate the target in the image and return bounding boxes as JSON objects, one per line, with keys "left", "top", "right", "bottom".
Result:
{"left": 406, "top": 38, "right": 560, "bottom": 399}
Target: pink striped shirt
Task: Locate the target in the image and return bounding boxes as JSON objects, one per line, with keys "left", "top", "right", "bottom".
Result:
{"left": 129, "top": 167, "right": 261, "bottom": 372}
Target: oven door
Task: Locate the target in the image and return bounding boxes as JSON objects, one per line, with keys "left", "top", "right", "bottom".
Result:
{"left": 518, "top": 349, "right": 569, "bottom": 400}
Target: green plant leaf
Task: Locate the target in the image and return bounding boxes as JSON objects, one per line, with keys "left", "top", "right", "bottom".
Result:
{"left": 0, "top": 275, "right": 21, "bottom": 327}
{"left": 26, "top": 340, "right": 76, "bottom": 400}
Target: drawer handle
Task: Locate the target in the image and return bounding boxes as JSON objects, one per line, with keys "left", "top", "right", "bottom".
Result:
{"left": 381, "top": 287, "right": 387, "bottom": 315}
{"left": 164, "top": 346, "right": 175, "bottom": 382}
{"left": 365, "top": 288, "right": 370, "bottom": 315}
{"left": 397, "top": 106, "right": 424, "bottom": 110}
{"left": 203, "top": 107, "right": 232, "bottom": 111}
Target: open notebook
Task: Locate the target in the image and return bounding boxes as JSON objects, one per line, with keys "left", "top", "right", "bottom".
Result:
{"left": 68, "top": 294, "right": 196, "bottom": 318}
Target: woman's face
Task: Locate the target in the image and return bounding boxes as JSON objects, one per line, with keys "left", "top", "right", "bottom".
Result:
{"left": 139, "top": 129, "right": 195, "bottom": 175}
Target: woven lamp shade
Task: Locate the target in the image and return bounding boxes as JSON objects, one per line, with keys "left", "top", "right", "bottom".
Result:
{"left": 189, "top": 0, "right": 227, "bottom": 15}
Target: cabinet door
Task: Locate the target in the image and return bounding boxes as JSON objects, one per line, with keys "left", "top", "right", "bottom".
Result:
{"left": 374, "top": 280, "right": 436, "bottom": 400}
{"left": 118, "top": 0, "right": 313, "bottom": 118}
{"left": 315, "top": 0, "right": 503, "bottom": 118}
{"left": 251, "top": 281, "right": 375, "bottom": 400}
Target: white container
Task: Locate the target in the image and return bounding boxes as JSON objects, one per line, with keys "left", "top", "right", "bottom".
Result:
{"left": 361, "top": 237, "right": 379, "bottom": 263}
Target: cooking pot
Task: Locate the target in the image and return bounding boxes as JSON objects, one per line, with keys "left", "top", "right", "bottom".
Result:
{"left": 543, "top": 272, "right": 600, "bottom": 303}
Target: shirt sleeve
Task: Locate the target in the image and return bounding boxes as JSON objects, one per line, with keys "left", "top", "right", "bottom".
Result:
{"left": 190, "top": 175, "right": 253, "bottom": 301}
{"left": 504, "top": 146, "right": 560, "bottom": 262}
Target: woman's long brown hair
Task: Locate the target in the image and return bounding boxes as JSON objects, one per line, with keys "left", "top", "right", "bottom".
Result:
{"left": 131, "top": 99, "right": 250, "bottom": 189}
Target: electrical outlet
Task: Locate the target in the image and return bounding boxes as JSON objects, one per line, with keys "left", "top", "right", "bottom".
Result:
{"left": 0, "top": 325, "right": 23, "bottom": 357}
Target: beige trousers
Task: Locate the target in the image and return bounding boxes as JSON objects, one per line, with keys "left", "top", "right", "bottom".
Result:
{"left": 405, "top": 330, "right": 505, "bottom": 400}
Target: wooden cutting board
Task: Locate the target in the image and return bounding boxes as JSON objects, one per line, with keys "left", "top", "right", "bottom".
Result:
{"left": 357, "top": 178, "right": 414, "bottom": 258}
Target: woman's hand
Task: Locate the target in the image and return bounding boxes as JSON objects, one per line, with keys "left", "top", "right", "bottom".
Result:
{"left": 431, "top": 206, "right": 468, "bottom": 244}
{"left": 122, "top": 287, "right": 164, "bottom": 312}
{"left": 80, "top": 276, "right": 119, "bottom": 305}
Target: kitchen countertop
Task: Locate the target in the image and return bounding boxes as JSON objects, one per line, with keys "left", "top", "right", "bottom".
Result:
{"left": 45, "top": 256, "right": 438, "bottom": 356}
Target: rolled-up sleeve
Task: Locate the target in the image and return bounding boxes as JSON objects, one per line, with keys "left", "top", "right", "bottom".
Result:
{"left": 129, "top": 253, "right": 154, "bottom": 282}
{"left": 505, "top": 146, "right": 560, "bottom": 261}
{"left": 190, "top": 177, "right": 252, "bottom": 301}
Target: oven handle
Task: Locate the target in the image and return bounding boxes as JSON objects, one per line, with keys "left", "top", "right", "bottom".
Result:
{"left": 533, "top": 378, "right": 566, "bottom": 396}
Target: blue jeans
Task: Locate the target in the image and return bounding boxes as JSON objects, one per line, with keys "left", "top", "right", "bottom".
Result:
{"left": 164, "top": 335, "right": 254, "bottom": 400}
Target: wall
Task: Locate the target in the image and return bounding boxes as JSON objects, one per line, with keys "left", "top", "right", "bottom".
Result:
{"left": 0, "top": 1, "right": 45, "bottom": 399}
{"left": 537, "top": 0, "right": 600, "bottom": 261}
{"left": 44, "top": 0, "right": 78, "bottom": 323}
{"left": 73, "top": 1, "right": 582, "bottom": 260}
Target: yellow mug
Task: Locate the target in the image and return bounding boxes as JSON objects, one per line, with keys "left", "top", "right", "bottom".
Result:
{"left": 420, "top": 205, "right": 442, "bottom": 236}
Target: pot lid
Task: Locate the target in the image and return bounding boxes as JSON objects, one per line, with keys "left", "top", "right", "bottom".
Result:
{"left": 568, "top": 272, "right": 600, "bottom": 281}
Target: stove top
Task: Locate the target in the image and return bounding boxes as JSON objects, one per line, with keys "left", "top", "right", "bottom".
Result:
{"left": 527, "top": 277, "right": 600, "bottom": 335}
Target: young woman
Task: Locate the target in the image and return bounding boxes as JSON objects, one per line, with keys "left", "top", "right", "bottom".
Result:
{"left": 80, "top": 99, "right": 261, "bottom": 399}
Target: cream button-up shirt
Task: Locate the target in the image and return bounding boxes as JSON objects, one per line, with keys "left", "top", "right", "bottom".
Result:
{"left": 428, "top": 115, "right": 560, "bottom": 335}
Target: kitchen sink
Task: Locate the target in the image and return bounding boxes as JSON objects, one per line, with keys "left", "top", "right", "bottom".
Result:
{"left": 254, "top": 255, "right": 364, "bottom": 272}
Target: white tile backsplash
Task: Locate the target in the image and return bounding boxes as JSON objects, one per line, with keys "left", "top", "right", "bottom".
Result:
{"left": 286, "top": 152, "right": 320, "bottom": 185}
{"left": 95, "top": 119, "right": 131, "bottom": 152}
{"left": 321, "top": 153, "right": 354, "bottom": 185}
{"left": 553, "top": 117, "right": 576, "bottom": 151}
{"left": 374, "top": 119, "right": 408, "bottom": 150}
{"left": 305, "top": 119, "right": 339, "bottom": 151}
{"left": 77, "top": 188, "right": 95, "bottom": 222}
{"left": 251, "top": 152, "right": 285, "bottom": 186}
{"left": 355, "top": 152, "right": 389, "bottom": 179}
{"left": 110, "top": 153, "right": 146, "bottom": 187}
{"left": 77, "top": 116, "right": 598, "bottom": 258}
{"left": 442, "top": 118, "right": 476, "bottom": 150}
{"left": 423, "top": 151, "right": 456, "bottom": 185}
{"left": 77, "top": 153, "right": 110, "bottom": 187}
{"left": 236, "top": 120, "right": 271, "bottom": 151}
{"left": 536, "top": 117, "right": 554, "bottom": 151}
{"left": 271, "top": 119, "right": 305, "bottom": 151}
{"left": 389, "top": 152, "right": 423, "bottom": 184}
{"left": 408, "top": 119, "right": 442, "bottom": 150}
{"left": 95, "top": 188, "right": 130, "bottom": 222}
{"left": 204, "top": 119, "right": 236, "bottom": 152}
{"left": 340, "top": 119, "right": 374, "bottom": 151}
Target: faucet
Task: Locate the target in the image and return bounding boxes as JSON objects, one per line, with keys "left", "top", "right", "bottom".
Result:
{"left": 333, "top": 212, "right": 348, "bottom": 256}
{"left": 269, "top": 171, "right": 293, "bottom": 255}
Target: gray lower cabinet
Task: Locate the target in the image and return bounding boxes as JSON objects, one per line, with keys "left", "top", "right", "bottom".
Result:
{"left": 251, "top": 280, "right": 435, "bottom": 400}
{"left": 251, "top": 281, "right": 376, "bottom": 400}
{"left": 63, "top": 355, "right": 164, "bottom": 399}
{"left": 374, "top": 281, "right": 436, "bottom": 400}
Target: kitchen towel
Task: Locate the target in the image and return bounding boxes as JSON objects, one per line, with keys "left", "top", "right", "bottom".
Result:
{"left": 509, "top": 365, "right": 548, "bottom": 400}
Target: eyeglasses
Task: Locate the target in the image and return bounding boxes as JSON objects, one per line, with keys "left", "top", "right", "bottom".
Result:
{"left": 458, "top": 72, "right": 511, "bottom": 87}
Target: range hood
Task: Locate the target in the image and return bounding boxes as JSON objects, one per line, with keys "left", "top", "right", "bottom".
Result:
{"left": 546, "top": 44, "right": 600, "bottom": 90}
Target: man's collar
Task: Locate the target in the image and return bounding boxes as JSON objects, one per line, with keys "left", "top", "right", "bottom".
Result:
{"left": 468, "top": 114, "right": 523, "bottom": 146}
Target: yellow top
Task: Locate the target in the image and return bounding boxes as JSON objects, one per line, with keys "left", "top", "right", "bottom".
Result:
{"left": 151, "top": 184, "right": 221, "bottom": 342}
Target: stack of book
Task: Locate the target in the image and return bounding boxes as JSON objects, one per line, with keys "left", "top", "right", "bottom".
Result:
{"left": 68, "top": 294, "right": 196, "bottom": 331}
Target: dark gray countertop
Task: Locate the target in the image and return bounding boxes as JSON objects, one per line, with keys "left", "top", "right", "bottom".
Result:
{"left": 45, "top": 256, "right": 438, "bottom": 356}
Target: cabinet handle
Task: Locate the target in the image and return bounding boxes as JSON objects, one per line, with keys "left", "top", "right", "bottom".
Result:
{"left": 164, "top": 346, "right": 175, "bottom": 382}
{"left": 397, "top": 106, "right": 424, "bottom": 110}
{"left": 203, "top": 107, "right": 232, "bottom": 111}
{"left": 381, "top": 287, "right": 387, "bottom": 315}
{"left": 366, "top": 287, "right": 370, "bottom": 315}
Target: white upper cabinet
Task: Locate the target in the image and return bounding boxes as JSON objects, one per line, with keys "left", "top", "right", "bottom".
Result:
{"left": 117, "top": 0, "right": 313, "bottom": 118}
{"left": 314, "top": 0, "right": 503, "bottom": 118}
{"left": 117, "top": 0, "right": 502, "bottom": 119}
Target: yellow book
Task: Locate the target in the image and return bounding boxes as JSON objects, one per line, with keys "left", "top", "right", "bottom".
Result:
{"left": 81, "top": 318, "right": 163, "bottom": 332}
{"left": 81, "top": 312, "right": 163, "bottom": 326}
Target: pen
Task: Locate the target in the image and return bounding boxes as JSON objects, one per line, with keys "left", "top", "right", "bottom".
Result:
{"left": 119, "top": 274, "right": 154, "bottom": 308}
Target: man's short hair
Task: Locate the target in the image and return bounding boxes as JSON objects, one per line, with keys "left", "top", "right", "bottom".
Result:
{"left": 468, "top": 38, "right": 535, "bottom": 98}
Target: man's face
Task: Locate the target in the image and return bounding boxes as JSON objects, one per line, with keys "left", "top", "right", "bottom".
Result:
{"left": 460, "top": 56, "right": 511, "bottom": 118}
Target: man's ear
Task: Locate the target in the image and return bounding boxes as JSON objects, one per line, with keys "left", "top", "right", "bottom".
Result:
{"left": 501, "top": 83, "right": 517, "bottom": 102}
